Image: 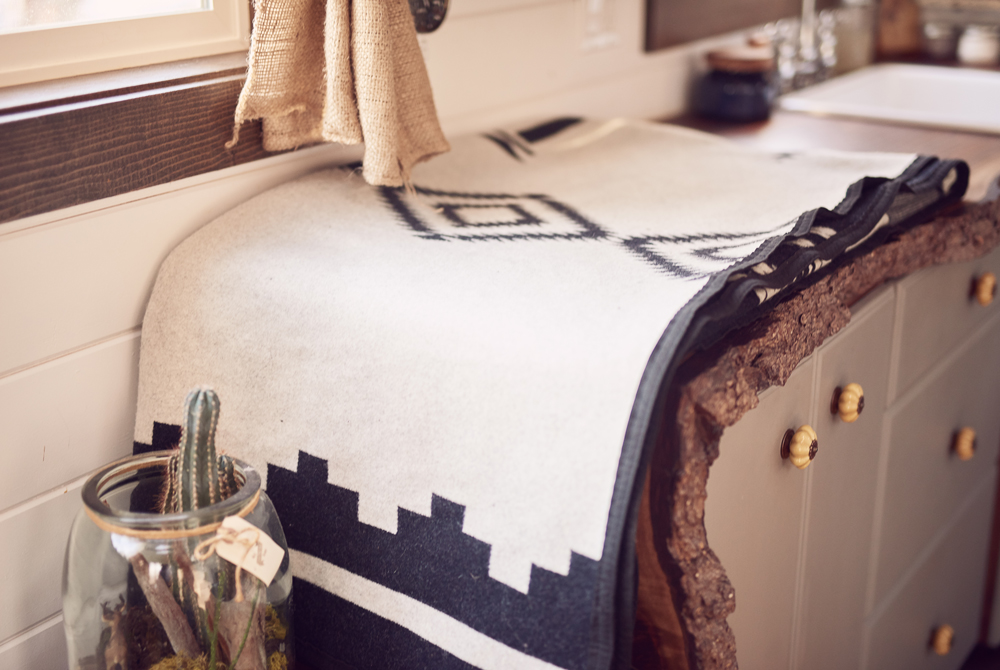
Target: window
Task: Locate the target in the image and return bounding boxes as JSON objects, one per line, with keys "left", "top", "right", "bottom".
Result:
{"left": 0, "top": 0, "right": 250, "bottom": 86}
{"left": 0, "top": 0, "right": 257, "bottom": 225}
{"left": 644, "top": 0, "right": 835, "bottom": 50}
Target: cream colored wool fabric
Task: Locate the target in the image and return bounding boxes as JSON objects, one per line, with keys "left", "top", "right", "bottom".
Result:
{"left": 229, "top": 0, "right": 450, "bottom": 187}
{"left": 135, "top": 118, "right": 947, "bottom": 668}
{"left": 138, "top": 119, "right": 919, "bottom": 599}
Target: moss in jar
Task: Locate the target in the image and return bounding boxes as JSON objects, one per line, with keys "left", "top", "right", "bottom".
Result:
{"left": 125, "top": 602, "right": 174, "bottom": 669}
{"left": 263, "top": 606, "right": 287, "bottom": 642}
{"left": 147, "top": 655, "right": 211, "bottom": 670}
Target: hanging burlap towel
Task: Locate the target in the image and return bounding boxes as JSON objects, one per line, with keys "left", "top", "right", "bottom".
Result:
{"left": 228, "top": 0, "right": 450, "bottom": 186}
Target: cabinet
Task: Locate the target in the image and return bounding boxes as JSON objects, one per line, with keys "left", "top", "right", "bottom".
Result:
{"left": 704, "top": 244, "right": 1000, "bottom": 669}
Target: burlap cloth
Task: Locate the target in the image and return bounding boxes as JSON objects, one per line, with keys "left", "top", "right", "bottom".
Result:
{"left": 228, "top": 0, "right": 450, "bottom": 187}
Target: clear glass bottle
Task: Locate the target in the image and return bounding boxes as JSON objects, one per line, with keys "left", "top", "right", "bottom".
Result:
{"left": 833, "top": 0, "right": 876, "bottom": 74}
{"left": 957, "top": 24, "right": 1000, "bottom": 66}
{"left": 63, "top": 451, "right": 293, "bottom": 670}
{"left": 923, "top": 21, "right": 958, "bottom": 60}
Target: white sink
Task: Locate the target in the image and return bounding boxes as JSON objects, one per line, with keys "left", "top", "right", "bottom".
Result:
{"left": 779, "top": 63, "right": 1000, "bottom": 134}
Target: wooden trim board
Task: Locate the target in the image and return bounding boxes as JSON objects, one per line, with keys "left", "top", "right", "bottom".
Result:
{"left": 0, "top": 57, "right": 275, "bottom": 225}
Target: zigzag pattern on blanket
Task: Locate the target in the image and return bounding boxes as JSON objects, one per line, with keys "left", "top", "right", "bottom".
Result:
{"left": 379, "top": 186, "right": 609, "bottom": 242}
{"left": 380, "top": 183, "right": 795, "bottom": 280}
{"left": 133, "top": 421, "right": 181, "bottom": 454}
{"left": 268, "top": 450, "right": 597, "bottom": 670}
{"left": 133, "top": 430, "right": 595, "bottom": 667}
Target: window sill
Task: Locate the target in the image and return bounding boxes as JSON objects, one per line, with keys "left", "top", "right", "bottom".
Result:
{"left": 0, "top": 52, "right": 280, "bottom": 226}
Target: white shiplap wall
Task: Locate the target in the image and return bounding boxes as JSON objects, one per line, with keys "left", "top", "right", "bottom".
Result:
{"left": 0, "top": 1, "right": 744, "bottom": 666}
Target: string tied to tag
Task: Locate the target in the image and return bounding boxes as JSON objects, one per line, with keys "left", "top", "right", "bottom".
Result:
{"left": 193, "top": 525, "right": 263, "bottom": 602}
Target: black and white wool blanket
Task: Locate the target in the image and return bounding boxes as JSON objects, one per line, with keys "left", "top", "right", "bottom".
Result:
{"left": 133, "top": 119, "right": 967, "bottom": 669}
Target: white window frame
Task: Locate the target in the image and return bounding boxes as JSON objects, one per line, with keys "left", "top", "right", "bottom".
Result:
{"left": 0, "top": 0, "right": 250, "bottom": 87}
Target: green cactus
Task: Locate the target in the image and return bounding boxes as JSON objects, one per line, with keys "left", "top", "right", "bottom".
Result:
{"left": 163, "top": 388, "right": 240, "bottom": 514}
{"left": 159, "top": 388, "right": 250, "bottom": 663}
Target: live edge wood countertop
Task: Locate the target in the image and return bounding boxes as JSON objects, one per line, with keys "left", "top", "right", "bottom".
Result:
{"left": 632, "top": 110, "right": 1000, "bottom": 670}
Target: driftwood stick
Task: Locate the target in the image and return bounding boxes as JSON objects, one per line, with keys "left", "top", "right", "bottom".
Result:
{"left": 100, "top": 596, "right": 128, "bottom": 670}
{"left": 218, "top": 579, "right": 267, "bottom": 670}
{"left": 129, "top": 554, "right": 201, "bottom": 658}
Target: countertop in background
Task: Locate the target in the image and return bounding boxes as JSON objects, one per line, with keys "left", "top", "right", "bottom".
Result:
{"left": 669, "top": 108, "right": 1000, "bottom": 202}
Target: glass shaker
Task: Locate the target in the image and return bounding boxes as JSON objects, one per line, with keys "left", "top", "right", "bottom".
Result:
{"left": 834, "top": 0, "right": 876, "bottom": 74}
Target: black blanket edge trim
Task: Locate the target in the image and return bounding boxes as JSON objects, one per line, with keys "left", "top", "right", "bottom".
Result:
{"left": 586, "top": 207, "right": 799, "bottom": 669}
{"left": 682, "top": 160, "right": 970, "bottom": 355}
{"left": 594, "top": 155, "right": 970, "bottom": 670}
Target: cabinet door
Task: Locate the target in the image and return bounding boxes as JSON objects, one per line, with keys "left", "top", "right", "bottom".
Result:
{"left": 875, "top": 313, "right": 1000, "bottom": 604}
{"left": 864, "top": 481, "right": 995, "bottom": 670}
{"left": 796, "top": 289, "right": 895, "bottom": 670}
{"left": 894, "top": 244, "right": 1000, "bottom": 398}
{"left": 705, "top": 358, "right": 814, "bottom": 670}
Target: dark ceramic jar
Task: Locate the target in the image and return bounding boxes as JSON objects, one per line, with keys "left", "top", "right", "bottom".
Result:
{"left": 695, "top": 45, "right": 777, "bottom": 123}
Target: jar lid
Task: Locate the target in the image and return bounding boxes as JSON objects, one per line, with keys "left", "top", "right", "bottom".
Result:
{"left": 706, "top": 45, "right": 775, "bottom": 73}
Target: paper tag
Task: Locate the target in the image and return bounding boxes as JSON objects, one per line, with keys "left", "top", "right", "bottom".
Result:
{"left": 213, "top": 516, "right": 285, "bottom": 587}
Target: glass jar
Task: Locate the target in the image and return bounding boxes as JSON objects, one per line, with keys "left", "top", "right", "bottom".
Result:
{"left": 63, "top": 451, "right": 294, "bottom": 670}
{"left": 958, "top": 24, "right": 1000, "bottom": 66}
{"left": 695, "top": 45, "right": 778, "bottom": 123}
{"left": 923, "top": 21, "right": 958, "bottom": 60}
{"left": 833, "top": 0, "right": 876, "bottom": 74}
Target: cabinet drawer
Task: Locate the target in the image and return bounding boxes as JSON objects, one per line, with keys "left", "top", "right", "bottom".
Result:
{"left": 705, "top": 359, "right": 814, "bottom": 670}
{"left": 796, "top": 288, "right": 895, "bottom": 670}
{"left": 864, "top": 481, "right": 994, "bottom": 670}
{"left": 895, "top": 244, "right": 1000, "bottom": 398}
{"left": 875, "top": 314, "right": 1000, "bottom": 604}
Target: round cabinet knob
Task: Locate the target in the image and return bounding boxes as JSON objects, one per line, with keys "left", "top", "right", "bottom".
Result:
{"left": 931, "top": 623, "right": 954, "bottom": 656}
{"left": 836, "top": 383, "right": 865, "bottom": 423}
{"left": 781, "top": 425, "right": 818, "bottom": 469}
{"left": 975, "top": 271, "right": 997, "bottom": 306}
{"left": 954, "top": 427, "right": 977, "bottom": 461}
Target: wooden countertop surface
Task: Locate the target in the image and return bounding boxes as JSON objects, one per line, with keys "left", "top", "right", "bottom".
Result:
{"left": 669, "top": 110, "right": 1000, "bottom": 202}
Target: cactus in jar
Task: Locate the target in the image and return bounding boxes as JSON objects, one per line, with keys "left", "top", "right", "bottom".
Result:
{"left": 167, "top": 388, "right": 264, "bottom": 669}
{"left": 162, "top": 388, "right": 241, "bottom": 513}
{"left": 124, "top": 387, "right": 269, "bottom": 670}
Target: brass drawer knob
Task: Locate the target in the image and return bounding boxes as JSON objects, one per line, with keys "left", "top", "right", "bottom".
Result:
{"left": 975, "top": 271, "right": 997, "bottom": 306}
{"left": 781, "top": 425, "right": 818, "bottom": 469}
{"left": 954, "top": 427, "right": 977, "bottom": 461}
{"left": 836, "top": 383, "right": 865, "bottom": 423}
{"left": 931, "top": 623, "right": 954, "bottom": 656}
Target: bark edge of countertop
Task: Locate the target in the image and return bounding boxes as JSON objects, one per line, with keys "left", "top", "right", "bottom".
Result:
{"left": 636, "top": 198, "right": 1000, "bottom": 670}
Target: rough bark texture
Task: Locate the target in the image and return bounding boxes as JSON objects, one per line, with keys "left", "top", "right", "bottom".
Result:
{"left": 129, "top": 554, "right": 201, "bottom": 659}
{"left": 218, "top": 596, "right": 267, "bottom": 670}
{"left": 636, "top": 199, "right": 1000, "bottom": 669}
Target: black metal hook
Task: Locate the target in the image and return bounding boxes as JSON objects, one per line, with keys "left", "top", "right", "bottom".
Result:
{"left": 409, "top": 0, "right": 448, "bottom": 33}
